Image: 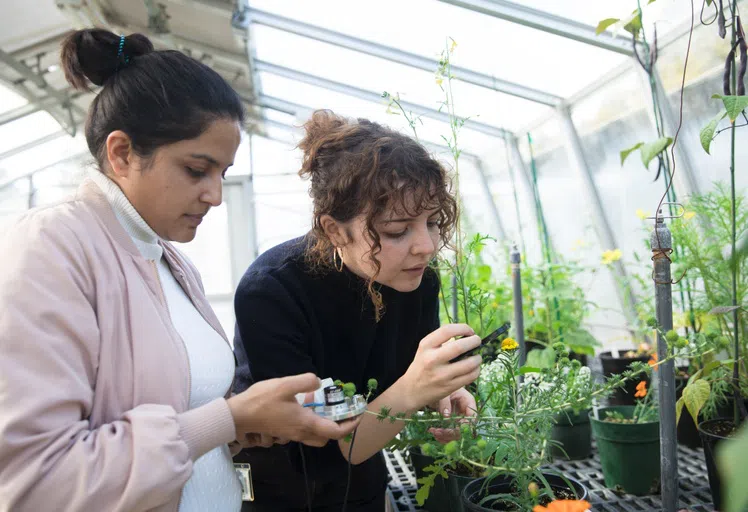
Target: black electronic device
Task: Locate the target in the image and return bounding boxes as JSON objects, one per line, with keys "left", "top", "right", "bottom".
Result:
{"left": 449, "top": 321, "right": 511, "bottom": 363}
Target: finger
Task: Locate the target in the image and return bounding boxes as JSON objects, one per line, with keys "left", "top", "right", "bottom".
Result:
{"left": 280, "top": 373, "right": 322, "bottom": 395}
{"left": 420, "top": 324, "right": 475, "bottom": 350}
{"left": 303, "top": 391, "right": 316, "bottom": 405}
{"left": 453, "top": 367, "right": 482, "bottom": 390}
{"left": 258, "top": 435, "right": 274, "bottom": 448}
{"left": 436, "top": 396, "right": 451, "bottom": 418}
{"left": 436, "top": 335, "right": 481, "bottom": 362}
{"left": 275, "top": 437, "right": 290, "bottom": 445}
{"left": 443, "top": 355, "right": 482, "bottom": 381}
{"left": 306, "top": 413, "right": 357, "bottom": 440}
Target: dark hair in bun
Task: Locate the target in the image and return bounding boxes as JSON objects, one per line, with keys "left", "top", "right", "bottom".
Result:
{"left": 60, "top": 29, "right": 245, "bottom": 169}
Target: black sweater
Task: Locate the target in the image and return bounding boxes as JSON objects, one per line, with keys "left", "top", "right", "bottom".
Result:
{"left": 233, "top": 236, "right": 439, "bottom": 510}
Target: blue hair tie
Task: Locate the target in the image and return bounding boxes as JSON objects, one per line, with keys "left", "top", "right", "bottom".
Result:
{"left": 116, "top": 35, "right": 129, "bottom": 66}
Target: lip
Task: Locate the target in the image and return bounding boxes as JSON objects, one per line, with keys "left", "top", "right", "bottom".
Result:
{"left": 403, "top": 265, "right": 426, "bottom": 274}
{"left": 184, "top": 213, "right": 205, "bottom": 225}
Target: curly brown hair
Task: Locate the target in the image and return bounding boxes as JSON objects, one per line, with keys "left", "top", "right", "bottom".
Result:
{"left": 298, "top": 110, "right": 458, "bottom": 320}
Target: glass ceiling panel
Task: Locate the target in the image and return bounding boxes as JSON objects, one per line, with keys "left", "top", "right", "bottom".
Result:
{"left": 0, "top": 84, "right": 27, "bottom": 114}
{"left": 249, "top": 0, "right": 628, "bottom": 98}
{"left": 516, "top": 0, "right": 692, "bottom": 34}
{"left": 0, "top": 111, "right": 61, "bottom": 156}
{"left": 258, "top": 72, "right": 503, "bottom": 156}
{"left": 252, "top": 26, "right": 549, "bottom": 132}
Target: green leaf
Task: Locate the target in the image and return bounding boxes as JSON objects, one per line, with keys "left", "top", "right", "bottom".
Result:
{"left": 719, "top": 95, "right": 748, "bottom": 122}
{"left": 477, "top": 265, "right": 492, "bottom": 281}
{"left": 519, "top": 366, "right": 542, "bottom": 375}
{"left": 596, "top": 18, "right": 620, "bottom": 35}
{"left": 710, "top": 305, "right": 742, "bottom": 314}
{"left": 526, "top": 347, "right": 556, "bottom": 369}
{"left": 700, "top": 110, "right": 727, "bottom": 154}
{"left": 676, "top": 396, "right": 685, "bottom": 425}
{"left": 719, "top": 423, "right": 748, "bottom": 512}
{"left": 682, "top": 379, "right": 710, "bottom": 423}
{"left": 622, "top": 11, "right": 643, "bottom": 36}
{"left": 640, "top": 137, "right": 673, "bottom": 169}
{"left": 415, "top": 479, "right": 433, "bottom": 506}
{"left": 620, "top": 142, "right": 644, "bottom": 165}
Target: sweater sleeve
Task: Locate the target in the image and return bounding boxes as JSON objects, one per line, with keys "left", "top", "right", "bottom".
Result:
{"left": 0, "top": 211, "right": 233, "bottom": 512}
{"left": 233, "top": 268, "right": 316, "bottom": 393}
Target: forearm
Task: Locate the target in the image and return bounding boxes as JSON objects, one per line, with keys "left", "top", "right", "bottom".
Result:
{"left": 338, "top": 378, "right": 417, "bottom": 465}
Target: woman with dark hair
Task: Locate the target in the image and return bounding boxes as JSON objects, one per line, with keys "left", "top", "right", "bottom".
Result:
{"left": 0, "top": 31, "right": 357, "bottom": 512}
{"left": 234, "top": 110, "right": 482, "bottom": 511}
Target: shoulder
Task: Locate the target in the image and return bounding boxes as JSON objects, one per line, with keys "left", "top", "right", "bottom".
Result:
{"left": 235, "top": 236, "right": 311, "bottom": 300}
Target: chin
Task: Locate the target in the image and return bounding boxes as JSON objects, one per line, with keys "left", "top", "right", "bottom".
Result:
{"left": 171, "top": 228, "right": 198, "bottom": 243}
{"left": 388, "top": 277, "right": 423, "bottom": 293}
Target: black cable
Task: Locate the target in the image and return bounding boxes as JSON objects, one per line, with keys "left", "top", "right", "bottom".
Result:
{"left": 299, "top": 444, "right": 312, "bottom": 512}
{"left": 341, "top": 427, "right": 358, "bottom": 512}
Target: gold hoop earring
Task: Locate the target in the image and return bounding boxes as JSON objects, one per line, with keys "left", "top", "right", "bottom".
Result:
{"left": 333, "top": 247, "right": 344, "bottom": 272}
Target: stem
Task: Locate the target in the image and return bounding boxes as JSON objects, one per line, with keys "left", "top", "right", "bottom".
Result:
{"left": 730, "top": 0, "right": 740, "bottom": 428}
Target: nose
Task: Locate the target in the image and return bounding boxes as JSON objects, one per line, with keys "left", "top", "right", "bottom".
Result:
{"left": 411, "top": 224, "right": 437, "bottom": 257}
{"left": 200, "top": 175, "right": 223, "bottom": 207}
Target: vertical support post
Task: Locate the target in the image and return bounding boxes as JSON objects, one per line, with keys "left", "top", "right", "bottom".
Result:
{"left": 511, "top": 245, "right": 526, "bottom": 368}
{"left": 651, "top": 212, "right": 678, "bottom": 512}
{"left": 474, "top": 159, "right": 507, "bottom": 243}
{"left": 557, "top": 105, "right": 639, "bottom": 331}
{"left": 506, "top": 135, "right": 544, "bottom": 252}
{"left": 635, "top": 65, "right": 702, "bottom": 199}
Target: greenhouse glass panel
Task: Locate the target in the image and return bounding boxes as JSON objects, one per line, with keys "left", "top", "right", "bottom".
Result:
{"left": 0, "top": 84, "right": 27, "bottom": 114}
{"left": 0, "top": 111, "right": 61, "bottom": 156}
{"left": 249, "top": 0, "right": 628, "bottom": 98}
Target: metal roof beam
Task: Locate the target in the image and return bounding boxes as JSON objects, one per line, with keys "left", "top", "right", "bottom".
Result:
{"left": 438, "top": 0, "right": 634, "bottom": 56}
{"left": 254, "top": 60, "right": 511, "bottom": 139}
{"left": 247, "top": 8, "right": 562, "bottom": 106}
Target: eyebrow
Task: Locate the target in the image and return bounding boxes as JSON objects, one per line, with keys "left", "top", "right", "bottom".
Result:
{"left": 189, "top": 153, "right": 226, "bottom": 167}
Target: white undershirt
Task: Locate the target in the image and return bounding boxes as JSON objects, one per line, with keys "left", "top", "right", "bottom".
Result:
{"left": 89, "top": 171, "right": 242, "bottom": 512}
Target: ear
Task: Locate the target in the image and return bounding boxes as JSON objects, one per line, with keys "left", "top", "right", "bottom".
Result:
{"left": 105, "top": 130, "right": 134, "bottom": 178}
{"left": 319, "top": 214, "right": 350, "bottom": 248}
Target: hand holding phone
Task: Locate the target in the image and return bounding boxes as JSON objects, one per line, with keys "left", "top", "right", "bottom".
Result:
{"left": 449, "top": 322, "right": 511, "bottom": 364}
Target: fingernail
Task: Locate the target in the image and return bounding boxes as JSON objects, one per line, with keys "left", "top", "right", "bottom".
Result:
{"left": 443, "top": 408, "right": 450, "bottom": 417}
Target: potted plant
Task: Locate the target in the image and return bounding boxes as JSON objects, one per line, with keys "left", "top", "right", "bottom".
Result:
{"left": 590, "top": 377, "right": 661, "bottom": 495}
{"left": 547, "top": 365, "right": 594, "bottom": 460}
{"left": 599, "top": 343, "right": 656, "bottom": 406}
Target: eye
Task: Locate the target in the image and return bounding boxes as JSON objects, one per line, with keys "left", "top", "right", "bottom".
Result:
{"left": 185, "top": 166, "right": 206, "bottom": 179}
{"left": 384, "top": 229, "right": 408, "bottom": 240}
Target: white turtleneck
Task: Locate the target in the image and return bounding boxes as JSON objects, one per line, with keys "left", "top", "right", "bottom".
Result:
{"left": 88, "top": 170, "right": 242, "bottom": 512}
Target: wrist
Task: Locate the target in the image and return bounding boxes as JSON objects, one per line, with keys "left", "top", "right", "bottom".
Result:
{"left": 391, "top": 375, "right": 421, "bottom": 413}
{"left": 228, "top": 393, "right": 259, "bottom": 436}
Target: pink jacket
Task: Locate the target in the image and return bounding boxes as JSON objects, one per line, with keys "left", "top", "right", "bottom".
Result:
{"left": 0, "top": 179, "right": 237, "bottom": 511}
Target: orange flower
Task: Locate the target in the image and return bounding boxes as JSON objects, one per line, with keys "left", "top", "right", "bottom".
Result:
{"left": 648, "top": 353, "right": 658, "bottom": 370}
{"left": 533, "top": 500, "right": 591, "bottom": 512}
{"left": 635, "top": 380, "right": 648, "bottom": 398}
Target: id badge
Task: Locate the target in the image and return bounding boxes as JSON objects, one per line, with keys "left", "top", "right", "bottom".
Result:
{"left": 234, "top": 463, "right": 254, "bottom": 502}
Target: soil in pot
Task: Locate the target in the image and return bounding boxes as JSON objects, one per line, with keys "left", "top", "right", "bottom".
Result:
{"left": 590, "top": 406, "right": 660, "bottom": 496}
{"left": 698, "top": 418, "right": 738, "bottom": 511}
{"left": 599, "top": 351, "right": 650, "bottom": 406}
{"left": 461, "top": 474, "right": 588, "bottom": 511}
{"left": 551, "top": 409, "right": 592, "bottom": 460}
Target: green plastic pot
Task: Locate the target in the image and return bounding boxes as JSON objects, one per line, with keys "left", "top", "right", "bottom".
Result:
{"left": 590, "top": 406, "right": 660, "bottom": 496}
{"left": 551, "top": 409, "right": 592, "bottom": 460}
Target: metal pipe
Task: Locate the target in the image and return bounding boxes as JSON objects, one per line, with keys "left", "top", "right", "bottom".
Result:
{"left": 651, "top": 212, "right": 678, "bottom": 512}
{"left": 437, "top": 0, "right": 633, "bottom": 55}
{"left": 511, "top": 245, "right": 526, "bottom": 367}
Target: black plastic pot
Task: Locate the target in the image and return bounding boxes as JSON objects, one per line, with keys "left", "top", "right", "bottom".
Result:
{"left": 698, "top": 418, "right": 736, "bottom": 511}
{"left": 408, "top": 447, "right": 450, "bottom": 512}
{"left": 551, "top": 409, "right": 592, "bottom": 460}
{"left": 409, "top": 447, "right": 476, "bottom": 512}
{"left": 599, "top": 351, "right": 650, "bottom": 406}
{"left": 461, "top": 474, "right": 588, "bottom": 511}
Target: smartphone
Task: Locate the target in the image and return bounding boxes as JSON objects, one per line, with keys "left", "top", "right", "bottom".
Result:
{"left": 449, "top": 322, "right": 511, "bottom": 364}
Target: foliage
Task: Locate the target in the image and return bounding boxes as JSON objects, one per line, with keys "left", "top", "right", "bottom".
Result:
{"left": 718, "top": 421, "right": 748, "bottom": 512}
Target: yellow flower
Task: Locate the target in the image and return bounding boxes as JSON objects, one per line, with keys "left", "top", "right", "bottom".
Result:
{"left": 501, "top": 338, "right": 519, "bottom": 351}
{"left": 450, "top": 39, "right": 458, "bottom": 52}
{"left": 491, "top": 302, "right": 499, "bottom": 309}
{"left": 529, "top": 309, "right": 535, "bottom": 317}
{"left": 636, "top": 209, "right": 650, "bottom": 220}
{"left": 601, "top": 249, "right": 622, "bottom": 265}
{"left": 435, "top": 76, "right": 443, "bottom": 86}
{"left": 684, "top": 211, "right": 696, "bottom": 221}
